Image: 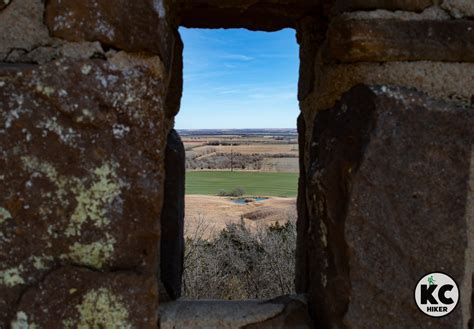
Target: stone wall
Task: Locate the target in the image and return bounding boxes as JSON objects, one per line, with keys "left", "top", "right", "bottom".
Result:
{"left": 1, "top": 0, "right": 473, "bottom": 328}
{"left": 295, "top": 2, "right": 474, "bottom": 328}
{"left": 0, "top": 0, "right": 180, "bottom": 327}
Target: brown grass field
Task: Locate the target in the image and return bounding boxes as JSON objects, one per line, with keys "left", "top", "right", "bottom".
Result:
{"left": 194, "top": 144, "right": 297, "bottom": 155}
{"left": 183, "top": 133, "right": 299, "bottom": 172}
{"left": 185, "top": 195, "right": 296, "bottom": 238}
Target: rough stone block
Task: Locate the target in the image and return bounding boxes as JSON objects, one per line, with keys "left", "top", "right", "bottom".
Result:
{"left": 0, "top": 0, "right": 12, "bottom": 11}
{"left": 325, "top": 17, "right": 474, "bottom": 62}
{"left": 164, "top": 32, "right": 184, "bottom": 118}
{"left": 302, "top": 61, "right": 474, "bottom": 117}
{"left": 159, "top": 295, "right": 313, "bottom": 328}
{"left": 0, "top": 58, "right": 168, "bottom": 326}
{"left": 160, "top": 129, "right": 185, "bottom": 301}
{"left": 301, "top": 84, "right": 473, "bottom": 328}
{"left": 0, "top": 0, "right": 52, "bottom": 59}
{"left": 0, "top": 0, "right": 107, "bottom": 64}
{"left": 442, "top": 0, "right": 474, "bottom": 18}
{"left": 332, "top": 0, "right": 433, "bottom": 13}
{"left": 11, "top": 266, "right": 158, "bottom": 328}
{"left": 174, "top": 0, "right": 323, "bottom": 30}
{"left": 297, "top": 16, "right": 328, "bottom": 102}
{"left": 45, "top": 0, "right": 175, "bottom": 67}
{"left": 295, "top": 114, "right": 310, "bottom": 294}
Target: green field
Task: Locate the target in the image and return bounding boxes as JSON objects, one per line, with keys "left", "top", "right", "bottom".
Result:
{"left": 186, "top": 171, "right": 298, "bottom": 197}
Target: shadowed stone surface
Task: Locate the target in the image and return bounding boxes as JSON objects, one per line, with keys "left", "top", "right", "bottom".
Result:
{"left": 442, "top": 0, "right": 474, "bottom": 18}
{"left": 159, "top": 295, "right": 313, "bottom": 329}
{"left": 297, "top": 16, "right": 328, "bottom": 102}
{"left": 174, "top": 0, "right": 326, "bottom": 30}
{"left": 295, "top": 114, "right": 309, "bottom": 295}
{"left": 332, "top": 0, "right": 433, "bottom": 13}
{"left": 164, "top": 33, "right": 184, "bottom": 118}
{"left": 0, "top": 0, "right": 11, "bottom": 11}
{"left": 12, "top": 266, "right": 158, "bottom": 328}
{"left": 0, "top": 0, "right": 52, "bottom": 59}
{"left": 160, "top": 129, "right": 185, "bottom": 301}
{"left": 326, "top": 18, "right": 474, "bottom": 63}
{"left": 0, "top": 58, "right": 169, "bottom": 326}
{"left": 301, "top": 84, "right": 473, "bottom": 328}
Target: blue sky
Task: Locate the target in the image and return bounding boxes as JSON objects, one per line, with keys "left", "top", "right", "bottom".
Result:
{"left": 175, "top": 28, "right": 299, "bottom": 129}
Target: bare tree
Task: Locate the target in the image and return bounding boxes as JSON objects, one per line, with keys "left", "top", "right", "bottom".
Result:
{"left": 182, "top": 212, "right": 297, "bottom": 300}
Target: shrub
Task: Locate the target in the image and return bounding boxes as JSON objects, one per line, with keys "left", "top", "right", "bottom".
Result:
{"left": 215, "top": 187, "right": 245, "bottom": 197}
{"left": 182, "top": 214, "right": 296, "bottom": 299}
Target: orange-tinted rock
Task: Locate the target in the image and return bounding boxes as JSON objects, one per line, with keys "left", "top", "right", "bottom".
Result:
{"left": 325, "top": 18, "right": 474, "bottom": 62}
{"left": 0, "top": 59, "right": 168, "bottom": 326}
{"left": 301, "top": 84, "right": 473, "bottom": 328}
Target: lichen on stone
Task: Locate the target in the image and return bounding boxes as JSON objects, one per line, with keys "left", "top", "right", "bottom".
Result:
{"left": 63, "top": 288, "right": 132, "bottom": 329}
{"left": 112, "top": 124, "right": 130, "bottom": 139}
{"left": 11, "top": 311, "right": 38, "bottom": 329}
{"left": 0, "top": 266, "right": 25, "bottom": 287}
{"left": 21, "top": 156, "right": 123, "bottom": 238}
{"left": 31, "top": 255, "right": 54, "bottom": 270}
{"left": 37, "top": 117, "right": 78, "bottom": 145}
{"left": 21, "top": 156, "right": 69, "bottom": 203}
{"left": 65, "top": 162, "right": 121, "bottom": 237}
{"left": 36, "top": 84, "right": 55, "bottom": 97}
{"left": 81, "top": 64, "right": 92, "bottom": 75}
{"left": 65, "top": 235, "right": 116, "bottom": 269}
{"left": 0, "top": 207, "right": 12, "bottom": 224}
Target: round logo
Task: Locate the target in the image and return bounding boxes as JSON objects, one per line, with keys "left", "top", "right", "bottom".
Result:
{"left": 414, "top": 272, "right": 459, "bottom": 317}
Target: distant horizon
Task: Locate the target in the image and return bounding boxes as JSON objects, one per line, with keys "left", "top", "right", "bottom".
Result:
{"left": 175, "top": 28, "right": 299, "bottom": 130}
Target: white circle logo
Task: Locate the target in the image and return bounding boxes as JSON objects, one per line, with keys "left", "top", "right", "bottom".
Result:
{"left": 414, "top": 272, "right": 459, "bottom": 317}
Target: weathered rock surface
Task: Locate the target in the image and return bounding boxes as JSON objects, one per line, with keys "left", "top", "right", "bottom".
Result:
{"left": 304, "top": 61, "right": 474, "bottom": 116}
{"left": 159, "top": 295, "right": 313, "bottom": 329}
{"left": 295, "top": 114, "right": 309, "bottom": 294}
{"left": 301, "top": 84, "right": 473, "bottom": 328}
{"left": 0, "top": 58, "right": 169, "bottom": 326}
{"left": 342, "top": 5, "right": 451, "bottom": 20}
{"left": 4, "top": 41, "right": 105, "bottom": 65}
{"left": 326, "top": 17, "right": 474, "bottom": 62}
{"left": 297, "top": 16, "right": 329, "bottom": 102}
{"left": 164, "top": 32, "right": 184, "bottom": 118}
{"left": 12, "top": 266, "right": 158, "bottom": 328}
{"left": 45, "top": 0, "right": 175, "bottom": 67}
{"left": 0, "top": 0, "right": 11, "bottom": 11}
{"left": 0, "top": 0, "right": 52, "bottom": 59}
{"left": 0, "top": 0, "right": 108, "bottom": 64}
{"left": 160, "top": 129, "right": 185, "bottom": 301}
{"left": 442, "top": 0, "right": 474, "bottom": 18}
{"left": 174, "top": 0, "right": 325, "bottom": 30}
{"left": 332, "top": 0, "right": 433, "bottom": 13}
